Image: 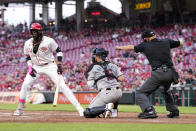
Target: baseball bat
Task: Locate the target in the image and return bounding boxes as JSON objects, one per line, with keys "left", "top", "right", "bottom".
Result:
{"left": 53, "top": 75, "right": 60, "bottom": 107}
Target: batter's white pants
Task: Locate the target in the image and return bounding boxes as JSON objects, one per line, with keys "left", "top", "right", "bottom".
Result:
{"left": 19, "top": 62, "right": 84, "bottom": 115}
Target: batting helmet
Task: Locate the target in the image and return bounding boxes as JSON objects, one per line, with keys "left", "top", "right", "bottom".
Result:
{"left": 30, "top": 22, "right": 43, "bottom": 30}
{"left": 30, "top": 23, "right": 43, "bottom": 42}
{"left": 142, "top": 28, "right": 155, "bottom": 39}
{"left": 92, "top": 48, "right": 108, "bottom": 61}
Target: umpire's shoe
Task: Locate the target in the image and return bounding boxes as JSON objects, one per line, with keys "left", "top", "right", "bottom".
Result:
{"left": 105, "top": 103, "right": 114, "bottom": 118}
{"left": 138, "top": 106, "right": 158, "bottom": 119}
{"left": 167, "top": 110, "right": 179, "bottom": 118}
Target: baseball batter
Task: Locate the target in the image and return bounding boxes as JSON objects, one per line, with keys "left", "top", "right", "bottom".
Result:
{"left": 83, "top": 48, "right": 124, "bottom": 118}
{"left": 13, "top": 23, "right": 84, "bottom": 116}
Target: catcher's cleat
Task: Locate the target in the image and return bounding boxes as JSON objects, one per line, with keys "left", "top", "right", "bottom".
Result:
{"left": 111, "top": 109, "right": 118, "bottom": 118}
{"left": 105, "top": 103, "right": 114, "bottom": 118}
{"left": 167, "top": 110, "right": 179, "bottom": 118}
{"left": 13, "top": 109, "right": 24, "bottom": 116}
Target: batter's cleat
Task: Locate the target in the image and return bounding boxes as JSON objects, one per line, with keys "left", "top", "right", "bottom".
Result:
{"left": 138, "top": 106, "right": 158, "bottom": 119}
{"left": 13, "top": 99, "right": 25, "bottom": 116}
{"left": 105, "top": 103, "right": 114, "bottom": 118}
{"left": 167, "top": 110, "right": 179, "bottom": 118}
{"left": 111, "top": 109, "right": 118, "bottom": 118}
{"left": 13, "top": 109, "right": 24, "bottom": 116}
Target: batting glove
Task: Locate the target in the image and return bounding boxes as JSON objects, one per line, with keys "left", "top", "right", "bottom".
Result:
{"left": 57, "top": 64, "right": 63, "bottom": 74}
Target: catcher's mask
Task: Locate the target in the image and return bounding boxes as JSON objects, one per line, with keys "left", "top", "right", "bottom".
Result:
{"left": 30, "top": 22, "right": 43, "bottom": 42}
{"left": 92, "top": 48, "right": 109, "bottom": 63}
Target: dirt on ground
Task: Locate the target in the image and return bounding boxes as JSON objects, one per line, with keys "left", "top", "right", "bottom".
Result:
{"left": 0, "top": 110, "right": 196, "bottom": 124}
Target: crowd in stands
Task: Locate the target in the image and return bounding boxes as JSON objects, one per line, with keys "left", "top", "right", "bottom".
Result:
{"left": 0, "top": 22, "right": 195, "bottom": 92}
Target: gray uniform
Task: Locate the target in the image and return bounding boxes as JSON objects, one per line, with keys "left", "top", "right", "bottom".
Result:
{"left": 86, "top": 61, "right": 123, "bottom": 108}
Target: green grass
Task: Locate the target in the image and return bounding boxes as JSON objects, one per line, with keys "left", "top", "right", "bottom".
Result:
{"left": 0, "top": 104, "right": 196, "bottom": 131}
{"left": 0, "top": 123, "right": 196, "bottom": 131}
{"left": 0, "top": 103, "right": 196, "bottom": 114}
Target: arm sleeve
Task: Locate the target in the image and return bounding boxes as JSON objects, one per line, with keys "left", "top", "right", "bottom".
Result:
{"left": 87, "top": 80, "right": 95, "bottom": 87}
{"left": 86, "top": 66, "right": 95, "bottom": 87}
{"left": 113, "top": 64, "right": 123, "bottom": 77}
{"left": 169, "top": 39, "right": 180, "bottom": 48}
{"left": 134, "top": 43, "right": 145, "bottom": 53}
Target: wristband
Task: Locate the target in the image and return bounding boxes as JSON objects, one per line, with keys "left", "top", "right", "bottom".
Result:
{"left": 28, "top": 65, "right": 33, "bottom": 74}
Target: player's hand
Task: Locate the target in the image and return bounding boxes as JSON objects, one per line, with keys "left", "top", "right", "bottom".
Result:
{"left": 115, "top": 46, "right": 122, "bottom": 50}
{"left": 57, "top": 64, "right": 63, "bottom": 74}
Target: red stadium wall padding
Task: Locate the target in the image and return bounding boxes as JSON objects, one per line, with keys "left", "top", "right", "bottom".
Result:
{"left": 57, "top": 92, "right": 98, "bottom": 104}
{"left": 0, "top": 92, "right": 19, "bottom": 103}
{"left": 0, "top": 92, "right": 98, "bottom": 104}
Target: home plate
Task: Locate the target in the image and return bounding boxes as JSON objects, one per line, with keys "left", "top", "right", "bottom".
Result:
{"left": 0, "top": 112, "right": 11, "bottom": 116}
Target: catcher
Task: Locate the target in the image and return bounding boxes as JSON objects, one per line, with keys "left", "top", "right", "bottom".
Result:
{"left": 83, "top": 48, "right": 124, "bottom": 118}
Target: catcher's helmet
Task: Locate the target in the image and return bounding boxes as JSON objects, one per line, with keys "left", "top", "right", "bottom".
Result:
{"left": 142, "top": 28, "right": 155, "bottom": 39}
{"left": 30, "top": 22, "right": 43, "bottom": 30}
{"left": 92, "top": 48, "right": 108, "bottom": 61}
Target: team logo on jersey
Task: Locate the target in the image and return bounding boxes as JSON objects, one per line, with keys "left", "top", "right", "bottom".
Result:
{"left": 40, "top": 47, "right": 47, "bottom": 52}
{"left": 29, "top": 48, "right": 32, "bottom": 53}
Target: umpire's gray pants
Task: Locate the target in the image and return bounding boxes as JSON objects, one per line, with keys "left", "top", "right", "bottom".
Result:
{"left": 136, "top": 68, "right": 178, "bottom": 112}
{"left": 89, "top": 87, "right": 122, "bottom": 108}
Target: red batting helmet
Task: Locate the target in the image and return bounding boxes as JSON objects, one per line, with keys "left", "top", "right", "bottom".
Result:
{"left": 30, "top": 22, "right": 42, "bottom": 30}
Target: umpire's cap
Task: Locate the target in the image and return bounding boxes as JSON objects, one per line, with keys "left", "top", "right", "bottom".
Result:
{"left": 142, "top": 28, "right": 155, "bottom": 39}
{"left": 93, "top": 48, "right": 108, "bottom": 60}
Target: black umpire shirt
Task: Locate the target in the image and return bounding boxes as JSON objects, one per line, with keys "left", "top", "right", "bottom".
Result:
{"left": 134, "top": 38, "right": 180, "bottom": 68}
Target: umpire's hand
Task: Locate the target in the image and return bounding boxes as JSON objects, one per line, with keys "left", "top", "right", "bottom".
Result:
{"left": 57, "top": 64, "right": 63, "bottom": 74}
{"left": 115, "top": 46, "right": 122, "bottom": 50}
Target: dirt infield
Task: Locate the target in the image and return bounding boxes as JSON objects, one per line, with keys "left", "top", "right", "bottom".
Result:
{"left": 0, "top": 110, "right": 196, "bottom": 124}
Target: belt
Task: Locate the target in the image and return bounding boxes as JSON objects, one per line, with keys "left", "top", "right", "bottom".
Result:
{"left": 40, "top": 61, "right": 54, "bottom": 66}
{"left": 99, "top": 87, "right": 120, "bottom": 92}
{"left": 42, "top": 63, "right": 49, "bottom": 66}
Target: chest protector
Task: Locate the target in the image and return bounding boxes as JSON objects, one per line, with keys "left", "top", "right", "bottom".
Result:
{"left": 85, "top": 61, "right": 118, "bottom": 86}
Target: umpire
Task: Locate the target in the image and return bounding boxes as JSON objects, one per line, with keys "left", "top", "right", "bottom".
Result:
{"left": 115, "top": 28, "right": 183, "bottom": 119}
